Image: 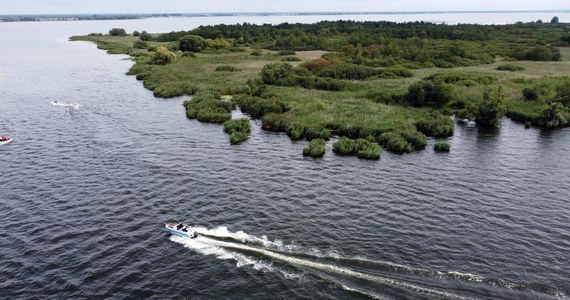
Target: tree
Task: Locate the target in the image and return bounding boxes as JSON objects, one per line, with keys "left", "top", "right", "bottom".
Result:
{"left": 150, "top": 46, "right": 177, "bottom": 65}
{"left": 551, "top": 16, "right": 559, "bottom": 23}
{"left": 109, "top": 28, "right": 127, "bottom": 36}
{"left": 477, "top": 85, "right": 508, "bottom": 127}
{"left": 139, "top": 31, "right": 152, "bottom": 41}
{"left": 179, "top": 35, "right": 206, "bottom": 52}
{"left": 133, "top": 31, "right": 140, "bottom": 36}
{"left": 260, "top": 62, "right": 294, "bottom": 84}
{"left": 541, "top": 100, "right": 567, "bottom": 127}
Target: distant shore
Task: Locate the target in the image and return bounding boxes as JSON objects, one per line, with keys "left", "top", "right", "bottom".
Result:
{"left": 2, "top": 10, "right": 570, "bottom": 23}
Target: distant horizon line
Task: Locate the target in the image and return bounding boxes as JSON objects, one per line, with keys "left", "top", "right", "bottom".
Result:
{"left": 2, "top": 9, "right": 570, "bottom": 17}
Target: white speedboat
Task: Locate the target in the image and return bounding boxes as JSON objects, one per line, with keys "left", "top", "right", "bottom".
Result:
{"left": 0, "top": 136, "right": 12, "bottom": 145}
{"left": 51, "top": 101, "right": 80, "bottom": 109}
{"left": 165, "top": 222, "right": 198, "bottom": 238}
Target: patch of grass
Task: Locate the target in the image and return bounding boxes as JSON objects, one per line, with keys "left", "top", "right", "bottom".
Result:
{"left": 415, "top": 114, "right": 455, "bottom": 137}
{"left": 303, "top": 138, "right": 326, "bottom": 157}
{"left": 332, "top": 137, "right": 381, "bottom": 160}
{"left": 183, "top": 91, "right": 232, "bottom": 124}
{"left": 434, "top": 141, "right": 451, "bottom": 152}
{"left": 496, "top": 63, "right": 525, "bottom": 72}
{"left": 224, "top": 118, "right": 251, "bottom": 144}
{"left": 216, "top": 65, "right": 241, "bottom": 72}
{"left": 282, "top": 57, "right": 302, "bottom": 62}
{"left": 378, "top": 132, "right": 413, "bottom": 153}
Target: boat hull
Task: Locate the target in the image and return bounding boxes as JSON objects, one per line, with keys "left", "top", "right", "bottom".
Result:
{"left": 165, "top": 223, "right": 198, "bottom": 238}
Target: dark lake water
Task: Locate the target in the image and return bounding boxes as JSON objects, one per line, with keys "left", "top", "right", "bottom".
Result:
{"left": 1, "top": 15, "right": 569, "bottom": 299}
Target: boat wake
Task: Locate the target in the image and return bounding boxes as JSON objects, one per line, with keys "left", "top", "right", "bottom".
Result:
{"left": 170, "top": 226, "right": 566, "bottom": 300}
{"left": 51, "top": 101, "right": 81, "bottom": 109}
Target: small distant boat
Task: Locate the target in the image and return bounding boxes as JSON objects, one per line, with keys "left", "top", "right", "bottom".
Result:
{"left": 165, "top": 222, "right": 198, "bottom": 238}
{"left": 51, "top": 101, "right": 80, "bottom": 109}
{"left": 0, "top": 136, "right": 12, "bottom": 145}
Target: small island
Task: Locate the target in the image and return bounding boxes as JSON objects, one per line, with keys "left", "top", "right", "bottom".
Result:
{"left": 71, "top": 20, "right": 570, "bottom": 158}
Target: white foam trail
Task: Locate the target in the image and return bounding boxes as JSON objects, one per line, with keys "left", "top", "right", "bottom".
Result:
{"left": 171, "top": 235, "right": 385, "bottom": 299}
{"left": 51, "top": 101, "right": 81, "bottom": 109}
{"left": 188, "top": 227, "right": 566, "bottom": 298}
{"left": 190, "top": 236, "right": 471, "bottom": 300}
{"left": 170, "top": 235, "right": 274, "bottom": 272}
{"left": 194, "top": 226, "right": 284, "bottom": 248}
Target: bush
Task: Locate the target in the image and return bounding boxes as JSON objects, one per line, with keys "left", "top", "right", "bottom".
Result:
{"left": 301, "top": 57, "right": 339, "bottom": 70}
{"left": 246, "top": 78, "right": 266, "bottom": 96}
{"left": 233, "top": 95, "right": 288, "bottom": 118}
{"left": 426, "top": 72, "right": 496, "bottom": 86}
{"left": 150, "top": 46, "right": 177, "bottom": 65}
{"left": 357, "top": 143, "right": 382, "bottom": 159}
{"left": 261, "top": 113, "right": 287, "bottom": 131}
{"left": 496, "top": 64, "right": 525, "bottom": 72}
{"left": 416, "top": 114, "right": 454, "bottom": 137}
{"left": 260, "top": 62, "right": 294, "bottom": 84}
{"left": 315, "top": 63, "right": 379, "bottom": 80}
{"left": 512, "top": 45, "right": 561, "bottom": 61}
{"left": 303, "top": 139, "right": 326, "bottom": 157}
{"left": 230, "top": 132, "right": 248, "bottom": 144}
{"left": 224, "top": 119, "right": 250, "bottom": 144}
{"left": 215, "top": 65, "right": 241, "bottom": 72}
{"left": 251, "top": 50, "right": 263, "bottom": 56}
{"left": 399, "top": 130, "right": 427, "bottom": 149}
{"left": 282, "top": 57, "right": 301, "bottom": 62}
{"left": 205, "top": 38, "right": 233, "bottom": 50}
{"left": 133, "top": 31, "right": 140, "bottom": 37}
{"left": 304, "top": 127, "right": 331, "bottom": 140}
{"left": 224, "top": 119, "right": 251, "bottom": 134}
{"left": 523, "top": 87, "right": 539, "bottom": 100}
{"left": 406, "top": 80, "right": 454, "bottom": 107}
{"left": 434, "top": 141, "right": 451, "bottom": 152}
{"left": 378, "top": 132, "right": 413, "bottom": 153}
{"left": 183, "top": 91, "right": 231, "bottom": 124}
{"left": 109, "top": 28, "right": 127, "bottom": 36}
{"left": 139, "top": 31, "right": 152, "bottom": 41}
{"left": 377, "top": 67, "right": 414, "bottom": 79}
{"left": 133, "top": 41, "right": 148, "bottom": 49}
{"left": 477, "top": 85, "right": 508, "bottom": 127}
{"left": 279, "top": 75, "right": 346, "bottom": 91}
{"left": 179, "top": 35, "right": 206, "bottom": 52}
{"left": 332, "top": 137, "right": 381, "bottom": 159}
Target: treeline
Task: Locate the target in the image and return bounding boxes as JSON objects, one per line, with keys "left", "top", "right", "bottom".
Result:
{"left": 145, "top": 20, "right": 566, "bottom": 68}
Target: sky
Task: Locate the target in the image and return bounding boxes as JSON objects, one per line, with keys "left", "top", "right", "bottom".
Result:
{"left": 0, "top": 0, "right": 568, "bottom": 15}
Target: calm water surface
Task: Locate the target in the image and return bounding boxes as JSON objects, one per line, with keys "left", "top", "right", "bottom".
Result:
{"left": 1, "top": 14, "right": 569, "bottom": 299}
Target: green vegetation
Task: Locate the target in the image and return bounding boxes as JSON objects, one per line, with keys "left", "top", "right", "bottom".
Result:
{"left": 477, "top": 86, "right": 508, "bottom": 127}
{"left": 434, "top": 141, "right": 451, "bottom": 152}
{"left": 183, "top": 91, "right": 232, "bottom": 123}
{"left": 223, "top": 118, "right": 251, "bottom": 144}
{"left": 109, "top": 28, "right": 127, "bottom": 36}
{"left": 303, "top": 139, "right": 326, "bottom": 157}
{"left": 179, "top": 35, "right": 206, "bottom": 52}
{"left": 150, "top": 46, "right": 177, "bottom": 65}
{"left": 73, "top": 20, "right": 570, "bottom": 156}
{"left": 216, "top": 65, "right": 241, "bottom": 72}
{"left": 333, "top": 137, "right": 382, "bottom": 160}
{"left": 496, "top": 64, "right": 525, "bottom": 72}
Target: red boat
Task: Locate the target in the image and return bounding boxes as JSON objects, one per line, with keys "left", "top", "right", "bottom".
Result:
{"left": 0, "top": 136, "right": 12, "bottom": 145}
